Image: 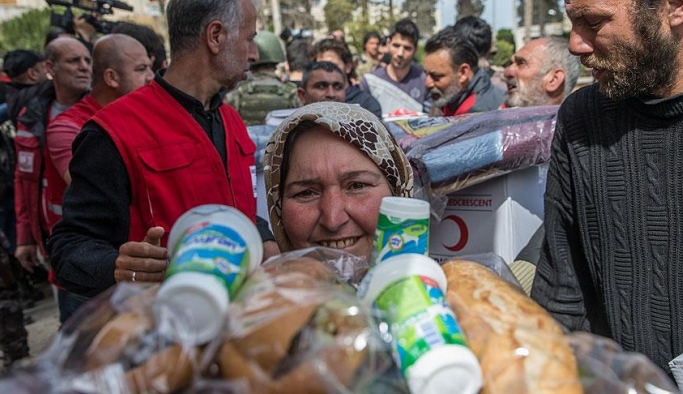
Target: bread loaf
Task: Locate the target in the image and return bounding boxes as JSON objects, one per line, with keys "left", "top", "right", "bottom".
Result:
{"left": 124, "top": 344, "right": 197, "bottom": 393}
{"left": 85, "top": 312, "right": 153, "bottom": 370}
{"left": 443, "top": 260, "right": 582, "bottom": 394}
{"left": 219, "top": 258, "right": 368, "bottom": 393}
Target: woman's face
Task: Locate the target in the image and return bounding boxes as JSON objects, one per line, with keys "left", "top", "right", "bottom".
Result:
{"left": 281, "top": 127, "right": 392, "bottom": 260}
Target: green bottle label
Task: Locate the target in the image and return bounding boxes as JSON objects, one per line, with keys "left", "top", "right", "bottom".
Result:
{"left": 165, "top": 223, "right": 250, "bottom": 298}
{"left": 371, "top": 214, "right": 429, "bottom": 265}
{"left": 374, "top": 275, "right": 467, "bottom": 374}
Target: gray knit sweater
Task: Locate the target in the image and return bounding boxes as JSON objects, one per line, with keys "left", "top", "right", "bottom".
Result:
{"left": 531, "top": 83, "right": 683, "bottom": 372}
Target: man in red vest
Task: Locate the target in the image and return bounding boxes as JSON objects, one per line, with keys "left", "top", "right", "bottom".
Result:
{"left": 44, "top": 34, "right": 153, "bottom": 322}
{"left": 48, "top": 0, "right": 279, "bottom": 304}
{"left": 13, "top": 37, "right": 91, "bottom": 274}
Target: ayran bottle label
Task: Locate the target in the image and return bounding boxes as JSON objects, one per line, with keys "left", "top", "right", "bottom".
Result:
{"left": 374, "top": 275, "right": 466, "bottom": 373}
{"left": 166, "top": 223, "right": 250, "bottom": 297}
{"left": 371, "top": 215, "right": 429, "bottom": 265}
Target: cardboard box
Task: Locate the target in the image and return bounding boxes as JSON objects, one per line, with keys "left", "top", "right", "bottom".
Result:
{"left": 428, "top": 165, "right": 547, "bottom": 264}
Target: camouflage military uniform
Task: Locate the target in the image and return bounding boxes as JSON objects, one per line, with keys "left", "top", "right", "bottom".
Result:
{"left": 0, "top": 228, "right": 28, "bottom": 367}
{"left": 225, "top": 71, "right": 300, "bottom": 126}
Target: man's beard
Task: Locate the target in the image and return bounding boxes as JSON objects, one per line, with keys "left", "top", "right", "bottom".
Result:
{"left": 584, "top": 11, "right": 678, "bottom": 100}
{"left": 504, "top": 76, "right": 548, "bottom": 107}
{"left": 431, "top": 84, "right": 462, "bottom": 108}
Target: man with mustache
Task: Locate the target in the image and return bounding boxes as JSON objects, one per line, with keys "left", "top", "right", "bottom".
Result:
{"left": 503, "top": 36, "right": 581, "bottom": 295}
{"left": 48, "top": 0, "right": 280, "bottom": 304}
{"left": 297, "top": 61, "right": 347, "bottom": 105}
{"left": 423, "top": 27, "right": 504, "bottom": 117}
{"left": 531, "top": 0, "right": 683, "bottom": 375}
{"left": 13, "top": 37, "right": 91, "bottom": 277}
{"left": 43, "top": 34, "right": 154, "bottom": 323}
{"left": 503, "top": 37, "right": 581, "bottom": 108}
{"left": 265, "top": 62, "right": 347, "bottom": 126}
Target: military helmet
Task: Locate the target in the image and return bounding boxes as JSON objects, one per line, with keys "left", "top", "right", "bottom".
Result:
{"left": 253, "top": 30, "right": 286, "bottom": 66}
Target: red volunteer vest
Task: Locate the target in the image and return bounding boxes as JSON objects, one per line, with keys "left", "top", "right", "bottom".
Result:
{"left": 43, "top": 95, "right": 101, "bottom": 232}
{"left": 14, "top": 110, "right": 46, "bottom": 250}
{"left": 443, "top": 94, "right": 476, "bottom": 117}
{"left": 92, "top": 81, "right": 256, "bottom": 247}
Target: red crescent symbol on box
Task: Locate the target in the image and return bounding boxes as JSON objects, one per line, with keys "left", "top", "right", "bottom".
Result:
{"left": 442, "top": 215, "right": 468, "bottom": 252}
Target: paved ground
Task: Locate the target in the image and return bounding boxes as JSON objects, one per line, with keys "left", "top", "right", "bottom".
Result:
{"left": 0, "top": 286, "right": 60, "bottom": 372}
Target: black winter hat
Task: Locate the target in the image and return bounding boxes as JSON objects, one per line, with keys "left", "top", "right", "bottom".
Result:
{"left": 3, "top": 50, "right": 44, "bottom": 78}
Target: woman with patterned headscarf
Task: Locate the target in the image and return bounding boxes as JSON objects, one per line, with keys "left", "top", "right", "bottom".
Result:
{"left": 264, "top": 102, "right": 413, "bottom": 261}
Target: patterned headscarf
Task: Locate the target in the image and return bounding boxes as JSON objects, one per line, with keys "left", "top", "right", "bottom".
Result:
{"left": 264, "top": 102, "right": 414, "bottom": 253}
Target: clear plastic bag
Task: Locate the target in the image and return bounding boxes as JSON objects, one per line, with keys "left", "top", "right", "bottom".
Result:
{"left": 0, "top": 248, "right": 400, "bottom": 394}
{"left": 570, "top": 332, "right": 679, "bottom": 393}
{"left": 0, "top": 283, "right": 204, "bottom": 393}
{"left": 206, "top": 247, "right": 402, "bottom": 393}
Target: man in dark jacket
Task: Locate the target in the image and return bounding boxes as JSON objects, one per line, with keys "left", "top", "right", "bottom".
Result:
{"left": 423, "top": 27, "right": 504, "bottom": 117}
{"left": 13, "top": 37, "right": 91, "bottom": 277}
{"left": 0, "top": 49, "right": 48, "bottom": 367}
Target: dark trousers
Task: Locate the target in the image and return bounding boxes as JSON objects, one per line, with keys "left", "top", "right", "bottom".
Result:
{"left": 57, "top": 288, "right": 90, "bottom": 325}
{"left": 0, "top": 245, "right": 28, "bottom": 362}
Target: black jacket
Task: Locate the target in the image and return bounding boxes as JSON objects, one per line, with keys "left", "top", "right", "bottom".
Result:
{"left": 346, "top": 84, "right": 382, "bottom": 118}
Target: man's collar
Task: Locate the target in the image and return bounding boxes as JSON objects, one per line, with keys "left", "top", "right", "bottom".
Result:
{"left": 155, "top": 71, "right": 223, "bottom": 112}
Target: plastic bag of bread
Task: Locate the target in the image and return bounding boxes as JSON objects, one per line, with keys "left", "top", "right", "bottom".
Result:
{"left": 568, "top": 332, "right": 678, "bottom": 393}
{"left": 0, "top": 283, "right": 205, "bottom": 393}
{"left": 208, "top": 247, "right": 402, "bottom": 393}
{"left": 443, "top": 258, "right": 582, "bottom": 393}
{"left": 443, "top": 257, "right": 678, "bottom": 394}
{"left": 262, "top": 246, "right": 372, "bottom": 289}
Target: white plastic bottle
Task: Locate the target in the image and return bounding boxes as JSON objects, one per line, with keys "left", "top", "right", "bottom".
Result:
{"left": 155, "top": 204, "right": 263, "bottom": 345}
{"left": 359, "top": 253, "right": 482, "bottom": 394}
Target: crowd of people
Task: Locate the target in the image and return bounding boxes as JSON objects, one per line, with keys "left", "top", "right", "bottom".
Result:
{"left": 0, "top": 0, "right": 680, "bottom": 387}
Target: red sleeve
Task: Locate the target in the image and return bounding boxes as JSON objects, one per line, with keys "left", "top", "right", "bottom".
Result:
{"left": 14, "top": 111, "right": 38, "bottom": 246}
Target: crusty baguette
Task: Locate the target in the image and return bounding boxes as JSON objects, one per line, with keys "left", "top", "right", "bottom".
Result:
{"left": 443, "top": 260, "right": 582, "bottom": 394}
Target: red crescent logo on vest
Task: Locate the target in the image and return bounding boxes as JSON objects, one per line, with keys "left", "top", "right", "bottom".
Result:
{"left": 442, "top": 215, "right": 469, "bottom": 252}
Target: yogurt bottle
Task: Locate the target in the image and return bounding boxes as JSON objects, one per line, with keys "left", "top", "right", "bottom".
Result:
{"left": 359, "top": 254, "right": 482, "bottom": 394}
{"left": 371, "top": 197, "right": 430, "bottom": 265}
{"left": 156, "top": 204, "right": 263, "bottom": 345}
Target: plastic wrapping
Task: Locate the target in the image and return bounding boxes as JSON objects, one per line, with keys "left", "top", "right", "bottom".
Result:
{"left": 0, "top": 283, "right": 204, "bottom": 393}
{"left": 263, "top": 246, "right": 371, "bottom": 289}
{"left": 443, "top": 252, "right": 523, "bottom": 291}
{"left": 385, "top": 106, "right": 558, "bottom": 201}
{"left": 246, "top": 124, "right": 277, "bottom": 172}
{"left": 0, "top": 248, "right": 402, "bottom": 394}
{"left": 209, "top": 247, "right": 403, "bottom": 393}
{"left": 2, "top": 246, "right": 676, "bottom": 393}
{"left": 442, "top": 258, "right": 679, "bottom": 394}
{"left": 670, "top": 353, "right": 683, "bottom": 391}
{"left": 569, "top": 332, "right": 679, "bottom": 393}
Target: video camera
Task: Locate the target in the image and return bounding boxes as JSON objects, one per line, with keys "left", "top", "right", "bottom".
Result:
{"left": 45, "top": 0, "right": 133, "bottom": 35}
